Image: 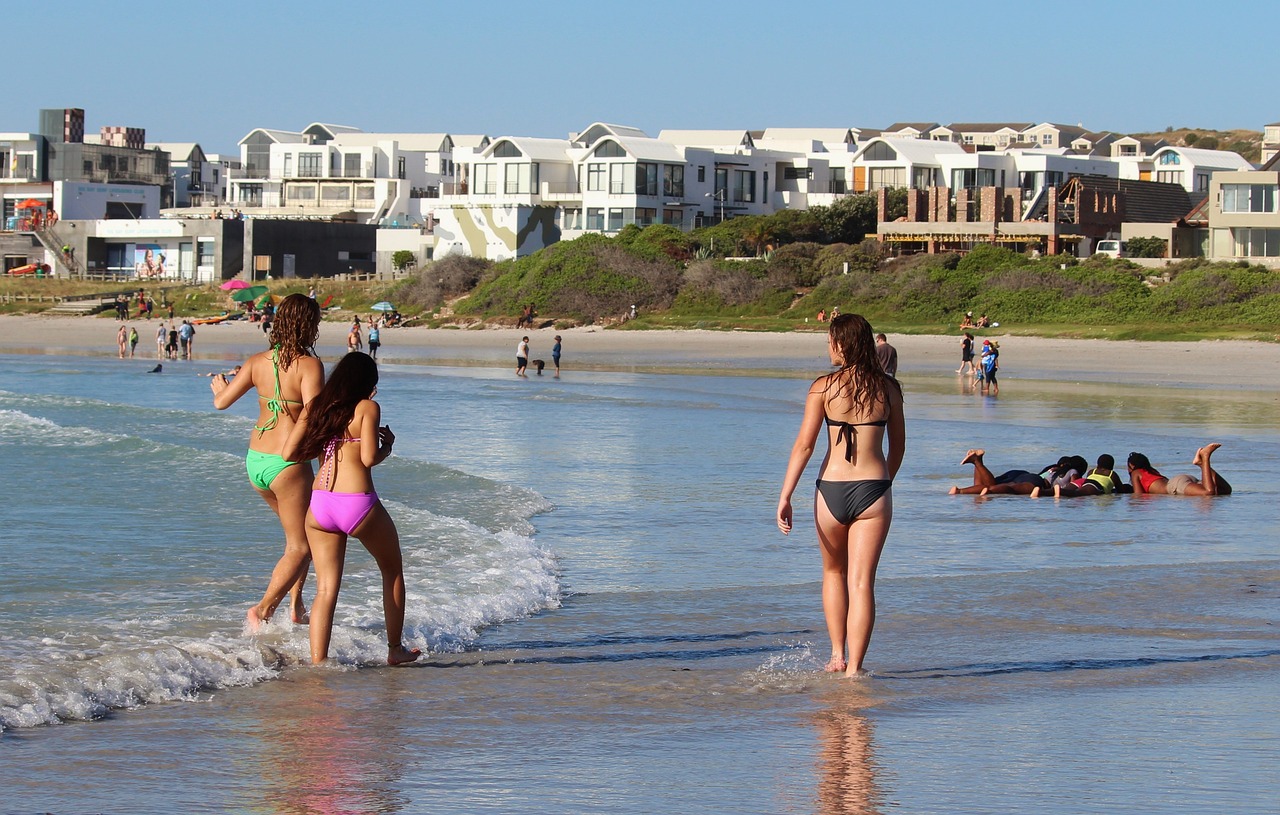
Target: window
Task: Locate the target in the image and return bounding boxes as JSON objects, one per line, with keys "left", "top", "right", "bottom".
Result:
{"left": 1155, "top": 170, "right": 1184, "bottom": 186}
{"left": 635, "top": 207, "right": 656, "bottom": 226}
{"left": 474, "top": 163, "right": 497, "bottom": 194}
{"left": 608, "top": 208, "right": 625, "bottom": 231}
{"left": 663, "top": 164, "right": 684, "bottom": 197}
{"left": 287, "top": 185, "right": 316, "bottom": 201}
{"left": 950, "top": 168, "right": 996, "bottom": 189}
{"left": 1158, "top": 152, "right": 1181, "bottom": 165}
{"left": 609, "top": 163, "right": 630, "bottom": 195}
{"left": 587, "top": 163, "right": 605, "bottom": 192}
{"left": 1232, "top": 227, "right": 1280, "bottom": 256}
{"left": 504, "top": 163, "right": 538, "bottom": 194}
{"left": 732, "top": 170, "right": 756, "bottom": 203}
{"left": 594, "top": 141, "right": 625, "bottom": 158}
{"left": 697, "top": 166, "right": 705, "bottom": 183}
{"left": 636, "top": 162, "right": 659, "bottom": 196}
{"left": 586, "top": 208, "right": 604, "bottom": 230}
{"left": 562, "top": 208, "right": 582, "bottom": 230}
{"left": 714, "top": 167, "right": 728, "bottom": 199}
{"left": 868, "top": 167, "right": 906, "bottom": 190}
{"left": 283, "top": 154, "right": 292, "bottom": 177}
{"left": 663, "top": 208, "right": 684, "bottom": 226}
{"left": 344, "top": 153, "right": 362, "bottom": 178}
{"left": 862, "top": 142, "right": 898, "bottom": 161}
{"left": 912, "top": 167, "right": 934, "bottom": 189}
{"left": 1119, "top": 144, "right": 1137, "bottom": 156}
{"left": 1041, "top": 134, "right": 1053, "bottom": 145}
{"left": 963, "top": 135, "right": 974, "bottom": 144}
{"left": 355, "top": 185, "right": 375, "bottom": 200}
{"left": 831, "top": 167, "right": 847, "bottom": 194}
{"left": 783, "top": 166, "right": 814, "bottom": 180}
{"left": 493, "top": 141, "right": 522, "bottom": 158}
{"left": 397, "top": 156, "right": 406, "bottom": 180}
{"left": 84, "top": 160, "right": 94, "bottom": 175}
{"left": 298, "top": 153, "right": 323, "bottom": 177}
{"left": 1222, "top": 184, "right": 1279, "bottom": 213}
{"left": 197, "top": 239, "right": 215, "bottom": 267}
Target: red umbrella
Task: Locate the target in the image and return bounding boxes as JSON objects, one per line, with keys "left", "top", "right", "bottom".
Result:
{"left": 15, "top": 199, "right": 47, "bottom": 209}
{"left": 219, "top": 279, "right": 250, "bottom": 290}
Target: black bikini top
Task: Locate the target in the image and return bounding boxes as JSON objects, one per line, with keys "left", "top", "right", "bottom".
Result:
{"left": 825, "top": 416, "right": 888, "bottom": 461}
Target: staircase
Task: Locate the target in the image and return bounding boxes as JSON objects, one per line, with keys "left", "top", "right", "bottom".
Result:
{"left": 34, "top": 227, "right": 83, "bottom": 277}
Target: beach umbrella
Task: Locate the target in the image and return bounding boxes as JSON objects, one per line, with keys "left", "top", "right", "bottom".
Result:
{"left": 231, "top": 285, "right": 268, "bottom": 302}
{"left": 371, "top": 301, "right": 395, "bottom": 312}
{"left": 219, "top": 279, "right": 250, "bottom": 290}
{"left": 255, "top": 293, "right": 273, "bottom": 307}
{"left": 15, "top": 199, "right": 47, "bottom": 209}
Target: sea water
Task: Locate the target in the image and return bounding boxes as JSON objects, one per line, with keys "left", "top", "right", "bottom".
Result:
{"left": 0, "top": 350, "right": 1276, "bottom": 814}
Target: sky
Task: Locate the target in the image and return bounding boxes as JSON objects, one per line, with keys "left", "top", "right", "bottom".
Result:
{"left": 7, "top": 0, "right": 1276, "bottom": 155}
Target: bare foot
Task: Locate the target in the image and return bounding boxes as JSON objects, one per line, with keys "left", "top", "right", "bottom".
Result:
{"left": 245, "top": 606, "right": 264, "bottom": 634}
{"left": 960, "top": 449, "right": 984, "bottom": 465}
{"left": 979, "top": 487, "right": 990, "bottom": 496}
{"left": 843, "top": 668, "right": 872, "bottom": 679}
{"left": 948, "top": 486, "right": 959, "bottom": 495}
{"left": 824, "top": 656, "right": 847, "bottom": 673}
{"left": 1195, "top": 443, "right": 1221, "bottom": 465}
{"left": 1030, "top": 486, "right": 1042, "bottom": 498}
{"left": 291, "top": 606, "right": 310, "bottom": 625}
{"left": 388, "top": 646, "right": 422, "bottom": 666}
{"left": 1053, "top": 484, "right": 1062, "bottom": 498}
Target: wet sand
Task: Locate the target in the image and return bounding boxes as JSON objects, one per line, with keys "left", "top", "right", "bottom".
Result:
{"left": 1, "top": 313, "right": 1277, "bottom": 388}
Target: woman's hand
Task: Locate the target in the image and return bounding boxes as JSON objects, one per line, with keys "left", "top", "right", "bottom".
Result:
{"left": 375, "top": 425, "right": 395, "bottom": 463}
{"left": 209, "top": 374, "right": 227, "bottom": 396}
{"left": 777, "top": 498, "right": 793, "bottom": 535}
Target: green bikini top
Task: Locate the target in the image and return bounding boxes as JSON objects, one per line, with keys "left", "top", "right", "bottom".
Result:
{"left": 255, "top": 347, "right": 302, "bottom": 437}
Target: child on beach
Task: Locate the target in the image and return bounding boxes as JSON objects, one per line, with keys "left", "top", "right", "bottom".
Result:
{"left": 282, "top": 351, "right": 420, "bottom": 666}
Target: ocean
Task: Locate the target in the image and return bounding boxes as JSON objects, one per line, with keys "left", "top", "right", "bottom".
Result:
{"left": 1, "top": 345, "right": 1277, "bottom": 814}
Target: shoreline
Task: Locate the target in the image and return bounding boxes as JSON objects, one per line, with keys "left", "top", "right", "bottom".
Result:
{"left": 2, "top": 313, "right": 1278, "bottom": 389}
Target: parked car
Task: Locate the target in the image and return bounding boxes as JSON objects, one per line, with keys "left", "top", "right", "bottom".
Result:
{"left": 1095, "top": 239, "right": 1124, "bottom": 258}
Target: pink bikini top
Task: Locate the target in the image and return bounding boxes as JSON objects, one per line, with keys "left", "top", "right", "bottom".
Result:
{"left": 318, "top": 436, "right": 360, "bottom": 489}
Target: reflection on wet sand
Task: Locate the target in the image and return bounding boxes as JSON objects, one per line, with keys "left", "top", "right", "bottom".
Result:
{"left": 258, "top": 673, "right": 412, "bottom": 815}
{"left": 814, "top": 706, "right": 883, "bottom": 815}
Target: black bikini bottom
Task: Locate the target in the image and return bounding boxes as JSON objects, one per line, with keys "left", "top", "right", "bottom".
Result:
{"left": 815, "top": 479, "right": 892, "bottom": 525}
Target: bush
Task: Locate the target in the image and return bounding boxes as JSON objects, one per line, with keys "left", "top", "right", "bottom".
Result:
{"left": 1125, "top": 237, "right": 1168, "bottom": 258}
{"left": 391, "top": 249, "right": 416, "bottom": 271}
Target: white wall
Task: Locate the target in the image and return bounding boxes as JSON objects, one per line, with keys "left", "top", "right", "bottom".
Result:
{"left": 54, "top": 181, "right": 160, "bottom": 219}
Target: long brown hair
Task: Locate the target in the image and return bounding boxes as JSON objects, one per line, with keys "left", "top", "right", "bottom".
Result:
{"left": 293, "top": 352, "right": 379, "bottom": 462}
{"left": 824, "top": 313, "right": 899, "bottom": 413}
{"left": 268, "top": 293, "right": 321, "bottom": 369}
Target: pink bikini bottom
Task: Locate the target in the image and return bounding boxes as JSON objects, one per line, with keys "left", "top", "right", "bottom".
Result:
{"left": 310, "top": 490, "right": 378, "bottom": 536}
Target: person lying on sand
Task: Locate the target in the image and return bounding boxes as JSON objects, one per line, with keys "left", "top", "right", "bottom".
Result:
{"left": 1052, "top": 454, "right": 1129, "bottom": 497}
{"left": 1127, "top": 445, "right": 1232, "bottom": 496}
{"left": 948, "top": 450, "right": 1084, "bottom": 496}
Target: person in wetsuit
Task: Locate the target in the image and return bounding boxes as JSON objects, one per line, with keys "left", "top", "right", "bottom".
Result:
{"left": 777, "top": 314, "right": 905, "bottom": 678}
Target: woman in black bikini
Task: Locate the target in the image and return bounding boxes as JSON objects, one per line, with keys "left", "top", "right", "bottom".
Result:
{"left": 777, "top": 313, "right": 905, "bottom": 677}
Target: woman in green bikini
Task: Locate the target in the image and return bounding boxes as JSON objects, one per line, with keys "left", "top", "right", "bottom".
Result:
{"left": 212, "top": 293, "right": 324, "bottom": 627}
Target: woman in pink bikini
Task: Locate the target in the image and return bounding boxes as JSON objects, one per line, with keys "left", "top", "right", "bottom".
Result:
{"left": 1127, "top": 445, "right": 1232, "bottom": 496}
{"left": 283, "top": 352, "right": 420, "bottom": 666}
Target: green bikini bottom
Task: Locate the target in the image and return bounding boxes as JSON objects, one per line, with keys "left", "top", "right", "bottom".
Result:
{"left": 245, "top": 449, "right": 298, "bottom": 491}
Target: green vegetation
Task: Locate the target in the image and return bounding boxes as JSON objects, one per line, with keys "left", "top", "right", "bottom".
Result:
{"left": 1124, "top": 237, "right": 1168, "bottom": 258}
{"left": 8, "top": 213, "right": 1280, "bottom": 340}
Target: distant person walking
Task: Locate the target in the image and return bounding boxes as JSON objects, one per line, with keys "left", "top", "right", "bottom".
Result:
{"left": 957, "top": 332, "right": 975, "bottom": 376}
{"left": 552, "top": 335, "right": 562, "bottom": 378}
{"left": 875, "top": 333, "right": 898, "bottom": 378}
{"left": 980, "top": 340, "right": 999, "bottom": 395}
{"left": 117, "top": 325, "right": 129, "bottom": 358}
{"left": 128, "top": 326, "right": 139, "bottom": 358}
{"left": 516, "top": 336, "right": 530, "bottom": 377}
{"left": 156, "top": 323, "right": 166, "bottom": 358}
{"left": 367, "top": 324, "right": 381, "bottom": 360}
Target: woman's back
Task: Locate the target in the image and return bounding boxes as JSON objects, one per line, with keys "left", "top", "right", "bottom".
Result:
{"left": 818, "top": 372, "right": 894, "bottom": 480}
{"left": 242, "top": 348, "right": 322, "bottom": 455}
{"left": 316, "top": 400, "right": 379, "bottom": 494}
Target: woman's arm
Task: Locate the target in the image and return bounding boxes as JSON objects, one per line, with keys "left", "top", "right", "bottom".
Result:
{"left": 885, "top": 380, "right": 906, "bottom": 480}
{"left": 298, "top": 356, "right": 324, "bottom": 405}
{"left": 211, "top": 356, "right": 256, "bottom": 409}
{"left": 357, "top": 400, "right": 393, "bottom": 468}
{"left": 281, "top": 404, "right": 312, "bottom": 462}
{"left": 777, "top": 381, "right": 827, "bottom": 535}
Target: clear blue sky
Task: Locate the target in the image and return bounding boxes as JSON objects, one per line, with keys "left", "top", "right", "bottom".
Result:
{"left": 10, "top": 0, "right": 1275, "bottom": 154}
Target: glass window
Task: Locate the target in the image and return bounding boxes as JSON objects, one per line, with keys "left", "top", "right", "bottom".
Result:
{"left": 344, "top": 153, "right": 362, "bottom": 178}
{"left": 862, "top": 142, "right": 898, "bottom": 161}
{"left": 636, "top": 163, "right": 659, "bottom": 196}
{"left": 474, "top": 163, "right": 497, "bottom": 194}
{"left": 298, "top": 153, "right": 323, "bottom": 177}
{"left": 1158, "top": 152, "right": 1181, "bottom": 165}
{"left": 663, "top": 164, "right": 684, "bottom": 197}
{"left": 1233, "top": 228, "right": 1280, "bottom": 256}
{"left": 493, "top": 141, "right": 522, "bottom": 158}
{"left": 562, "top": 208, "right": 582, "bottom": 230}
{"left": 587, "top": 163, "right": 605, "bottom": 192}
{"left": 1155, "top": 170, "right": 1184, "bottom": 186}
{"left": 1041, "top": 134, "right": 1052, "bottom": 144}
{"left": 287, "top": 185, "right": 316, "bottom": 201}
{"left": 1222, "top": 184, "right": 1278, "bottom": 213}
{"left": 783, "top": 166, "right": 814, "bottom": 180}
{"left": 733, "top": 170, "right": 756, "bottom": 203}
{"left": 831, "top": 167, "right": 847, "bottom": 194}
{"left": 608, "top": 208, "right": 625, "bottom": 231}
{"left": 636, "top": 207, "right": 656, "bottom": 226}
{"left": 714, "top": 167, "right": 728, "bottom": 199}
{"left": 868, "top": 167, "right": 906, "bottom": 190}
{"left": 504, "top": 163, "right": 538, "bottom": 194}
{"left": 697, "top": 166, "right": 706, "bottom": 183}
{"left": 586, "top": 208, "right": 604, "bottom": 230}
{"left": 594, "top": 141, "right": 625, "bottom": 158}
{"left": 912, "top": 167, "right": 934, "bottom": 189}
{"left": 609, "top": 163, "right": 631, "bottom": 195}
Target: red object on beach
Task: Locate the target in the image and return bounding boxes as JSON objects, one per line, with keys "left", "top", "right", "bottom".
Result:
{"left": 219, "top": 279, "right": 250, "bottom": 290}
{"left": 14, "top": 199, "right": 47, "bottom": 210}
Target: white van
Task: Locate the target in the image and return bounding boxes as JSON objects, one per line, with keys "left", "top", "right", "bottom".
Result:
{"left": 1095, "top": 240, "right": 1124, "bottom": 258}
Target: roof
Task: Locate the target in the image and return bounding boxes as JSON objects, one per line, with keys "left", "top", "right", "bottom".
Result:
{"left": 855, "top": 137, "right": 967, "bottom": 163}
{"left": 331, "top": 133, "right": 451, "bottom": 152}
{"left": 760, "top": 128, "right": 856, "bottom": 145}
{"left": 882, "top": 122, "right": 939, "bottom": 133}
{"left": 657, "top": 130, "right": 754, "bottom": 148}
{"left": 145, "top": 142, "right": 204, "bottom": 161}
{"left": 944, "top": 122, "right": 1032, "bottom": 133}
{"left": 485, "top": 137, "right": 572, "bottom": 162}
{"left": 450, "top": 134, "right": 491, "bottom": 149}
{"left": 609, "top": 136, "right": 684, "bottom": 163}
{"left": 1069, "top": 176, "right": 1194, "bottom": 223}
{"left": 574, "top": 123, "right": 650, "bottom": 144}
{"left": 239, "top": 128, "right": 305, "bottom": 145}
{"left": 1152, "top": 145, "right": 1253, "bottom": 169}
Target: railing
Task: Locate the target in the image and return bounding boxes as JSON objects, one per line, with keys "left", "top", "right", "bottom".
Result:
{"left": 440, "top": 182, "right": 468, "bottom": 195}
{"left": 0, "top": 168, "right": 40, "bottom": 181}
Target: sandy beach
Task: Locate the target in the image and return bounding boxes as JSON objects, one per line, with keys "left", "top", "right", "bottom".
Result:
{"left": 2, "top": 313, "right": 1277, "bottom": 389}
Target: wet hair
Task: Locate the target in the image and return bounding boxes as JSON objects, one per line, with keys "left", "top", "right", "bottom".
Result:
{"left": 292, "top": 352, "right": 379, "bottom": 462}
{"left": 825, "top": 313, "right": 899, "bottom": 411}
{"left": 1067, "top": 456, "right": 1089, "bottom": 476}
{"left": 268, "top": 293, "right": 321, "bottom": 370}
{"left": 1096, "top": 454, "right": 1115, "bottom": 470}
{"left": 1127, "top": 452, "right": 1158, "bottom": 474}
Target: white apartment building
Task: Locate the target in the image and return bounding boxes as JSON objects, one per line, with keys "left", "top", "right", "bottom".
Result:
{"left": 1131, "top": 145, "right": 1253, "bottom": 194}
